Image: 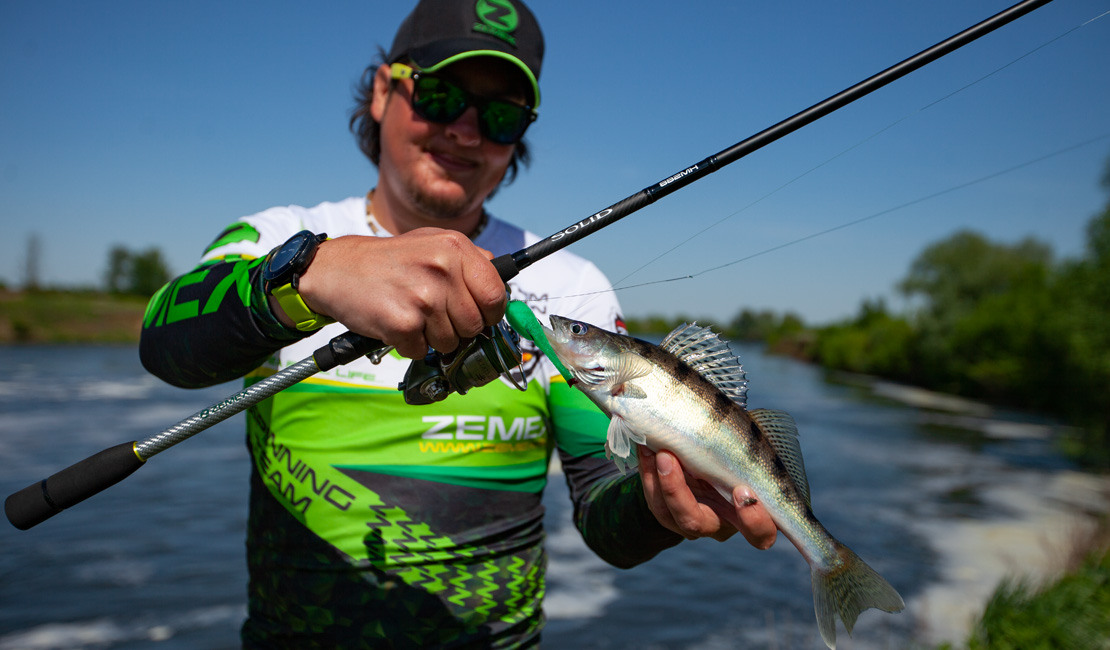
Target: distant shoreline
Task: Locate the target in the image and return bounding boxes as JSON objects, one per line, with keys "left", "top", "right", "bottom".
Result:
{"left": 0, "top": 289, "right": 145, "bottom": 344}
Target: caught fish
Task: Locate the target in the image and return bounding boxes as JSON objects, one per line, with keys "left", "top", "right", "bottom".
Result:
{"left": 543, "top": 315, "right": 904, "bottom": 649}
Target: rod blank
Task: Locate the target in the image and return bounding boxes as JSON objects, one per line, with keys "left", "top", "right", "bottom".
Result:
{"left": 491, "top": 0, "right": 1054, "bottom": 279}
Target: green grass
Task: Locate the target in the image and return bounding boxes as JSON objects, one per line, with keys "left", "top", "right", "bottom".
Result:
{"left": 0, "top": 289, "right": 147, "bottom": 344}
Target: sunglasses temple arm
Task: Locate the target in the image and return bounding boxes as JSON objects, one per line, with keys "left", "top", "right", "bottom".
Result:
{"left": 491, "top": 0, "right": 1051, "bottom": 283}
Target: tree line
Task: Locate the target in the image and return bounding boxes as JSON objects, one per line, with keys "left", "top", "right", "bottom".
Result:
{"left": 627, "top": 156, "right": 1110, "bottom": 469}
{"left": 3, "top": 239, "right": 171, "bottom": 297}
{"left": 104, "top": 245, "right": 171, "bottom": 296}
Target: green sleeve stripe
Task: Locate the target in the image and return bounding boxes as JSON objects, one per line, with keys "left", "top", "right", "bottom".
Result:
{"left": 202, "top": 259, "right": 253, "bottom": 314}
{"left": 205, "top": 222, "right": 261, "bottom": 254}
{"left": 143, "top": 281, "right": 172, "bottom": 328}
{"left": 165, "top": 268, "right": 209, "bottom": 324}
{"left": 143, "top": 257, "right": 262, "bottom": 330}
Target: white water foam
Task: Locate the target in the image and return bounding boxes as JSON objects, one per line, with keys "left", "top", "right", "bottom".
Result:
{"left": 74, "top": 376, "right": 162, "bottom": 401}
{"left": 0, "top": 605, "right": 245, "bottom": 650}
{"left": 543, "top": 523, "right": 619, "bottom": 620}
{"left": 542, "top": 457, "right": 620, "bottom": 620}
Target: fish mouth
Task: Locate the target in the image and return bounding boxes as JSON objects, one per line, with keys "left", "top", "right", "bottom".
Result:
{"left": 545, "top": 315, "right": 572, "bottom": 349}
{"left": 543, "top": 316, "right": 577, "bottom": 385}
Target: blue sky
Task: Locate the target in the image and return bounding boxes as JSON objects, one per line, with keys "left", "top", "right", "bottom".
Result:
{"left": 2, "top": 0, "right": 1108, "bottom": 324}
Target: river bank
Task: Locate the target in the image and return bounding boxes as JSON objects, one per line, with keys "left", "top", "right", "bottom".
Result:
{"left": 913, "top": 469, "right": 1108, "bottom": 647}
{"left": 836, "top": 372, "right": 1110, "bottom": 647}
{"left": 0, "top": 290, "right": 145, "bottom": 344}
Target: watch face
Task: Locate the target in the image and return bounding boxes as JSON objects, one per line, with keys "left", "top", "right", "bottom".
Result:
{"left": 263, "top": 230, "right": 308, "bottom": 280}
{"left": 271, "top": 236, "right": 305, "bottom": 269}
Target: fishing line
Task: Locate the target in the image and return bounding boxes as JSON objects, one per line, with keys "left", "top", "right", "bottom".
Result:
{"left": 536, "top": 131, "right": 1110, "bottom": 304}
{"left": 602, "top": 8, "right": 1110, "bottom": 298}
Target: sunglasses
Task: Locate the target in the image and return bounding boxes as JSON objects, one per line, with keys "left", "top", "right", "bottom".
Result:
{"left": 390, "top": 63, "right": 536, "bottom": 145}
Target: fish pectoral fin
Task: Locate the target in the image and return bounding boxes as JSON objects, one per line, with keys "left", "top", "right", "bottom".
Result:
{"left": 576, "top": 353, "right": 652, "bottom": 389}
{"left": 610, "top": 352, "right": 654, "bottom": 385}
{"left": 606, "top": 416, "right": 644, "bottom": 461}
{"left": 749, "top": 409, "right": 812, "bottom": 507}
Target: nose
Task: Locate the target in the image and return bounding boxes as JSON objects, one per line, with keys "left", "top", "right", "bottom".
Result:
{"left": 444, "top": 105, "right": 482, "bottom": 147}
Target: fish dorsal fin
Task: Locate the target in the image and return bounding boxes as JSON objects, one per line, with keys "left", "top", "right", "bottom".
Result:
{"left": 660, "top": 322, "right": 748, "bottom": 408}
{"left": 748, "top": 409, "right": 811, "bottom": 507}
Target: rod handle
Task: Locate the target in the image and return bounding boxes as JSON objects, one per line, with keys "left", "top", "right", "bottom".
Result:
{"left": 491, "top": 253, "right": 519, "bottom": 283}
{"left": 313, "top": 331, "right": 388, "bottom": 372}
{"left": 5, "top": 442, "right": 145, "bottom": 530}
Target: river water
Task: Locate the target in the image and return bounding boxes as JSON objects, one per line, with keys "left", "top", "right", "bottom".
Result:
{"left": 0, "top": 345, "right": 1104, "bottom": 650}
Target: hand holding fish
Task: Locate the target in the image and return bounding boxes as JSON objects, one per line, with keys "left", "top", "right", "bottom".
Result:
{"left": 638, "top": 446, "right": 778, "bottom": 548}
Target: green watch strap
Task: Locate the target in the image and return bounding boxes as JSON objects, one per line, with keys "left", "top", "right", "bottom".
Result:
{"left": 271, "top": 282, "right": 334, "bottom": 332}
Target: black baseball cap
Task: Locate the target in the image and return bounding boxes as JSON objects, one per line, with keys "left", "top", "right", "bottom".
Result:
{"left": 388, "top": 0, "right": 544, "bottom": 108}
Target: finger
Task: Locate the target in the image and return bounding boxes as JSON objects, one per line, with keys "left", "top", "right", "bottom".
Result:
{"left": 444, "top": 286, "right": 487, "bottom": 343}
{"left": 637, "top": 447, "right": 682, "bottom": 535}
{"left": 732, "top": 485, "right": 778, "bottom": 550}
{"left": 421, "top": 296, "right": 464, "bottom": 354}
{"left": 459, "top": 253, "right": 508, "bottom": 327}
{"left": 654, "top": 451, "right": 721, "bottom": 540}
{"left": 685, "top": 482, "right": 739, "bottom": 543}
{"left": 391, "top": 332, "right": 431, "bottom": 360}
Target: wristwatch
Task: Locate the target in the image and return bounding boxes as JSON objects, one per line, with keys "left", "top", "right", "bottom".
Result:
{"left": 263, "top": 230, "right": 334, "bottom": 332}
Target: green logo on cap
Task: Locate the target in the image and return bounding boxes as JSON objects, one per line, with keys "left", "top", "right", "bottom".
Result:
{"left": 474, "top": 0, "right": 518, "bottom": 46}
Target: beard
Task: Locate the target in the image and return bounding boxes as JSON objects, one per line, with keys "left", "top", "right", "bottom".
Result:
{"left": 399, "top": 162, "right": 506, "bottom": 223}
{"left": 403, "top": 176, "right": 473, "bottom": 221}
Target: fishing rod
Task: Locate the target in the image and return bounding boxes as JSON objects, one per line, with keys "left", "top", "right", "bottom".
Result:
{"left": 5, "top": 0, "right": 1054, "bottom": 531}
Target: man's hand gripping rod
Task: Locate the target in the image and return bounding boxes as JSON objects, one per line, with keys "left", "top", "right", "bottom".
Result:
{"left": 5, "top": 0, "right": 1052, "bottom": 530}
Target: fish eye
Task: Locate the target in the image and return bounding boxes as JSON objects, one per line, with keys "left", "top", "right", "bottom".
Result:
{"left": 570, "top": 323, "right": 588, "bottom": 335}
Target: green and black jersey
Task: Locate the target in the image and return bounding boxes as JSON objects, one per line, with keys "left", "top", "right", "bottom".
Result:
{"left": 140, "top": 197, "right": 682, "bottom": 649}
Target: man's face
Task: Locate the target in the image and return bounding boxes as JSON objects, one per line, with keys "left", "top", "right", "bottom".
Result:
{"left": 371, "top": 56, "right": 526, "bottom": 225}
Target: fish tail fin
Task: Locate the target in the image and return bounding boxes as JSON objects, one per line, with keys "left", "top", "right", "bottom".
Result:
{"left": 811, "top": 543, "right": 905, "bottom": 650}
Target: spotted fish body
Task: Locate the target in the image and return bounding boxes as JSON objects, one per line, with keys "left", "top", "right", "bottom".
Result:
{"left": 543, "top": 315, "right": 904, "bottom": 649}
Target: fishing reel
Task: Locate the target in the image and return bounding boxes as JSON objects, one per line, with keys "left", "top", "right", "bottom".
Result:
{"left": 392, "top": 320, "right": 527, "bottom": 405}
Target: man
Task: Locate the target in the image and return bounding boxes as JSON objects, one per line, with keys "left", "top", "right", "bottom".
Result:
{"left": 140, "top": 0, "right": 774, "bottom": 647}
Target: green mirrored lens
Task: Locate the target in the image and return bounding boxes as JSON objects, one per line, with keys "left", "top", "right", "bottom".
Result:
{"left": 413, "top": 77, "right": 467, "bottom": 123}
{"left": 481, "top": 101, "right": 529, "bottom": 144}
{"left": 411, "top": 74, "right": 532, "bottom": 144}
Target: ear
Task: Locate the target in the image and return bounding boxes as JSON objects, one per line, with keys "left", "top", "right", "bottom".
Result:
{"left": 370, "top": 64, "right": 393, "bottom": 123}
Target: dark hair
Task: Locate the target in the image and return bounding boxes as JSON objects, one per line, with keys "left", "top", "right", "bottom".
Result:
{"left": 348, "top": 52, "right": 531, "bottom": 188}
